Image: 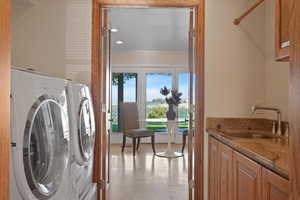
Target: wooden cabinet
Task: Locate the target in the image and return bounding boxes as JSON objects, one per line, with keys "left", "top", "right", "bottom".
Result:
{"left": 219, "top": 142, "right": 233, "bottom": 200}
{"left": 208, "top": 137, "right": 233, "bottom": 200}
{"left": 208, "top": 136, "right": 291, "bottom": 200}
{"left": 262, "top": 168, "right": 290, "bottom": 200}
{"left": 233, "top": 151, "right": 262, "bottom": 200}
{"left": 208, "top": 137, "right": 219, "bottom": 200}
{"left": 275, "top": 0, "right": 290, "bottom": 61}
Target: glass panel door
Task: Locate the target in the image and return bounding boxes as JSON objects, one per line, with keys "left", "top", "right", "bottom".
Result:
{"left": 111, "top": 73, "right": 137, "bottom": 132}
{"left": 188, "top": 9, "right": 196, "bottom": 200}
{"left": 145, "top": 73, "right": 172, "bottom": 132}
{"left": 178, "top": 73, "right": 189, "bottom": 132}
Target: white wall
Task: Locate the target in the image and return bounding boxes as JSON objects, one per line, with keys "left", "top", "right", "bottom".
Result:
{"left": 12, "top": 0, "right": 92, "bottom": 85}
{"left": 265, "top": 0, "right": 289, "bottom": 121}
{"left": 205, "top": 0, "right": 266, "bottom": 119}
{"left": 12, "top": 0, "right": 67, "bottom": 78}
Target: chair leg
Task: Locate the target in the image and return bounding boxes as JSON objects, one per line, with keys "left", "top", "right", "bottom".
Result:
{"left": 133, "top": 138, "right": 136, "bottom": 156}
{"left": 137, "top": 138, "right": 141, "bottom": 151}
{"left": 151, "top": 136, "right": 156, "bottom": 154}
{"left": 182, "top": 134, "right": 187, "bottom": 154}
{"left": 121, "top": 136, "right": 126, "bottom": 153}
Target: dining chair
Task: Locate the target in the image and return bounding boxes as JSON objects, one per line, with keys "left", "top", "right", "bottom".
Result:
{"left": 120, "top": 102, "right": 156, "bottom": 156}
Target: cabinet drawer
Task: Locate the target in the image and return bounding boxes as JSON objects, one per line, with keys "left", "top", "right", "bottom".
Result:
{"left": 262, "top": 168, "right": 290, "bottom": 200}
{"left": 233, "top": 151, "right": 262, "bottom": 200}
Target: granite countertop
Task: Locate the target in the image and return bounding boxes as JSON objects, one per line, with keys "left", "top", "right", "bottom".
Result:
{"left": 207, "top": 128, "right": 289, "bottom": 179}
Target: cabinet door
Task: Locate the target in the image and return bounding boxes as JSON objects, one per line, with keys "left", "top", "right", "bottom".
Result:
{"left": 218, "top": 142, "right": 233, "bottom": 200}
{"left": 208, "top": 137, "right": 219, "bottom": 200}
{"left": 262, "top": 168, "right": 290, "bottom": 200}
{"left": 233, "top": 151, "right": 262, "bottom": 200}
{"left": 275, "top": 0, "right": 290, "bottom": 61}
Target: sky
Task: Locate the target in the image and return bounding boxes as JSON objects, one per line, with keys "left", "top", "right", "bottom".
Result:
{"left": 112, "top": 73, "right": 189, "bottom": 105}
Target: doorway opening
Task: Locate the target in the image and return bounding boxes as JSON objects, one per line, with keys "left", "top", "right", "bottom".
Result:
{"left": 103, "top": 8, "right": 196, "bottom": 200}
{"left": 92, "top": 0, "right": 205, "bottom": 200}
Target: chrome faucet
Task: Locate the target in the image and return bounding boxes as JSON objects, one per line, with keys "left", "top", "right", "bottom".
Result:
{"left": 251, "top": 105, "right": 282, "bottom": 136}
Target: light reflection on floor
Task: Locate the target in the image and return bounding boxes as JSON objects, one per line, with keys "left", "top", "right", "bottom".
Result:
{"left": 108, "top": 144, "right": 188, "bottom": 200}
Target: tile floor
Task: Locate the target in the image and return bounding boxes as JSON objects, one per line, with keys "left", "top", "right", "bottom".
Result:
{"left": 108, "top": 144, "right": 189, "bottom": 200}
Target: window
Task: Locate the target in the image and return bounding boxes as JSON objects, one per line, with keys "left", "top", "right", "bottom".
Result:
{"left": 145, "top": 73, "right": 172, "bottom": 132}
{"left": 111, "top": 73, "right": 137, "bottom": 132}
{"left": 178, "top": 73, "right": 189, "bottom": 132}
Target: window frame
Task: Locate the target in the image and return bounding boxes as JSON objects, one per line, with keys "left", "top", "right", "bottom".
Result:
{"left": 112, "top": 65, "right": 188, "bottom": 133}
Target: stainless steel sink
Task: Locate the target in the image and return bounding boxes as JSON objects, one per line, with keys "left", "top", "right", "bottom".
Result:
{"left": 222, "top": 129, "right": 276, "bottom": 139}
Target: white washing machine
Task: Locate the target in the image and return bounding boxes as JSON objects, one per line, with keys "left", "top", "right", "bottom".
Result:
{"left": 10, "top": 68, "right": 71, "bottom": 200}
{"left": 67, "top": 82, "right": 97, "bottom": 200}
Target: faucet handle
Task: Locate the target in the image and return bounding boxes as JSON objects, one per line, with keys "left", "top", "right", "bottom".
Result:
{"left": 284, "top": 123, "right": 289, "bottom": 139}
{"left": 272, "top": 121, "right": 276, "bottom": 134}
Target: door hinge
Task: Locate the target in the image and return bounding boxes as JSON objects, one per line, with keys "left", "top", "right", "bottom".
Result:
{"left": 101, "top": 103, "right": 107, "bottom": 112}
{"left": 189, "top": 104, "right": 196, "bottom": 115}
{"left": 189, "top": 179, "right": 195, "bottom": 189}
{"left": 189, "top": 29, "right": 196, "bottom": 38}
{"left": 99, "top": 180, "right": 108, "bottom": 189}
{"left": 102, "top": 26, "right": 109, "bottom": 37}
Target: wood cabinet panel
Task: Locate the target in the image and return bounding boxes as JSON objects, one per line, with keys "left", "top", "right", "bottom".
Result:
{"left": 262, "top": 168, "right": 290, "bottom": 200}
{"left": 208, "top": 136, "right": 291, "bottom": 200}
{"left": 233, "top": 151, "right": 262, "bottom": 200}
{"left": 208, "top": 137, "right": 219, "bottom": 200}
{"left": 275, "top": 0, "right": 290, "bottom": 61}
{"left": 289, "top": 0, "right": 300, "bottom": 199}
{"left": 218, "top": 142, "right": 233, "bottom": 200}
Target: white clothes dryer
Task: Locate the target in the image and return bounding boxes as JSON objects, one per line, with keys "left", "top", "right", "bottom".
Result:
{"left": 79, "top": 184, "right": 97, "bottom": 200}
{"left": 67, "top": 82, "right": 97, "bottom": 200}
{"left": 10, "top": 68, "right": 71, "bottom": 200}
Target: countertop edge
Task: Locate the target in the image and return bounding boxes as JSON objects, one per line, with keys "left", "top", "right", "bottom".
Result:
{"left": 207, "top": 129, "right": 289, "bottom": 180}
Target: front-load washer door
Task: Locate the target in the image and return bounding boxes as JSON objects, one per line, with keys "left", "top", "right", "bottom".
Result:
{"left": 78, "top": 97, "right": 95, "bottom": 163}
{"left": 23, "top": 95, "right": 69, "bottom": 199}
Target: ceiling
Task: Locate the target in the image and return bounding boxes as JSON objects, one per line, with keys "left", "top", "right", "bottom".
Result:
{"left": 109, "top": 8, "right": 190, "bottom": 51}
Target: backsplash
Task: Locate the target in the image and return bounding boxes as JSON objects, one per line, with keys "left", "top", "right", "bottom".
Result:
{"left": 206, "top": 117, "right": 288, "bottom": 133}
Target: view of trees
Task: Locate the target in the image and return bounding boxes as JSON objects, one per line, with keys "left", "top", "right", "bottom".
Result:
{"left": 147, "top": 106, "right": 167, "bottom": 118}
{"left": 112, "top": 73, "right": 136, "bottom": 85}
{"left": 111, "top": 72, "right": 189, "bottom": 132}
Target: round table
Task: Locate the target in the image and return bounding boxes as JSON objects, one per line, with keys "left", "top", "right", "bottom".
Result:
{"left": 155, "top": 120, "right": 184, "bottom": 158}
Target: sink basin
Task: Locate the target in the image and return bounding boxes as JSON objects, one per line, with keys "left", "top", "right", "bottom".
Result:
{"left": 222, "top": 129, "right": 276, "bottom": 139}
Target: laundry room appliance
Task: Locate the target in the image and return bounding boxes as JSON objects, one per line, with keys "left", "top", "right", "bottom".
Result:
{"left": 67, "top": 82, "right": 97, "bottom": 200}
{"left": 10, "top": 68, "right": 71, "bottom": 200}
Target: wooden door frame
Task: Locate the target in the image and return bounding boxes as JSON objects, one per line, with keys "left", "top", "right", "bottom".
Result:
{"left": 0, "top": 0, "right": 11, "bottom": 200}
{"left": 289, "top": 0, "right": 300, "bottom": 199}
{"left": 91, "top": 0, "right": 205, "bottom": 200}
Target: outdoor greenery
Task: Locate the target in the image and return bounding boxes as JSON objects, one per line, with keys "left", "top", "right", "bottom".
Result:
{"left": 112, "top": 73, "right": 136, "bottom": 85}
{"left": 111, "top": 99, "right": 189, "bottom": 132}
{"left": 147, "top": 106, "right": 167, "bottom": 119}
{"left": 147, "top": 98, "right": 166, "bottom": 105}
{"left": 111, "top": 73, "right": 189, "bottom": 133}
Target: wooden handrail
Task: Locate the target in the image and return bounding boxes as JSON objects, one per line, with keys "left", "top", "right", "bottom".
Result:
{"left": 233, "top": 0, "right": 265, "bottom": 25}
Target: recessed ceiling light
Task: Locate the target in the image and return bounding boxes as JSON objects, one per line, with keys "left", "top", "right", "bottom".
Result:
{"left": 111, "top": 28, "right": 118, "bottom": 33}
{"left": 115, "top": 40, "right": 124, "bottom": 45}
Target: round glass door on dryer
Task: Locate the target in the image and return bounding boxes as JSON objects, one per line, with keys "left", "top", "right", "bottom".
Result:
{"left": 11, "top": 69, "right": 70, "bottom": 200}
{"left": 68, "top": 83, "right": 96, "bottom": 197}
{"left": 71, "top": 84, "right": 95, "bottom": 166}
